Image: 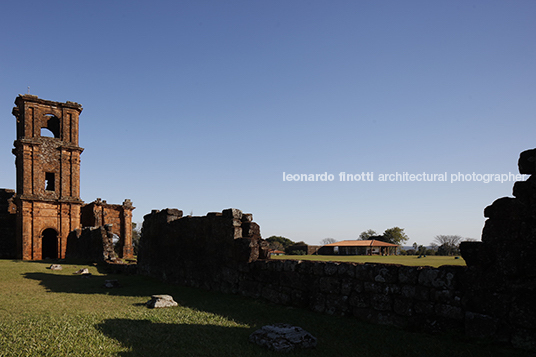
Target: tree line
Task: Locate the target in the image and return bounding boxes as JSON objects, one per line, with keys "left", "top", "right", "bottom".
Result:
{"left": 266, "top": 229, "right": 475, "bottom": 256}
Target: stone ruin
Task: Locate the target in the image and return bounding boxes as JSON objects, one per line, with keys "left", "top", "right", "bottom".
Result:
{"left": 66, "top": 224, "right": 119, "bottom": 262}
{"left": 135, "top": 149, "right": 536, "bottom": 352}
{"left": 137, "top": 208, "right": 269, "bottom": 289}
{"left": 249, "top": 323, "right": 317, "bottom": 353}
{"left": 460, "top": 148, "right": 536, "bottom": 349}
{"left": 0, "top": 95, "right": 134, "bottom": 261}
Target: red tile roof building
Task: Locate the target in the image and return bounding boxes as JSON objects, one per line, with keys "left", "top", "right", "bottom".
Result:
{"left": 322, "top": 239, "right": 399, "bottom": 255}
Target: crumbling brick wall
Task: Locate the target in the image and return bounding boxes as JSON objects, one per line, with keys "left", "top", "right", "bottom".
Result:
{"left": 81, "top": 198, "right": 135, "bottom": 258}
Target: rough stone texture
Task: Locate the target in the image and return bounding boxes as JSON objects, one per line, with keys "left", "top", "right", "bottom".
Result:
{"left": 460, "top": 147, "right": 536, "bottom": 351}
{"left": 249, "top": 324, "right": 317, "bottom": 352}
{"left": 146, "top": 294, "right": 178, "bottom": 308}
{"left": 65, "top": 225, "right": 118, "bottom": 262}
{"left": 81, "top": 198, "right": 135, "bottom": 259}
{"left": 10, "top": 95, "right": 84, "bottom": 260}
{"left": 137, "top": 208, "right": 269, "bottom": 286}
{"left": 2, "top": 94, "right": 134, "bottom": 261}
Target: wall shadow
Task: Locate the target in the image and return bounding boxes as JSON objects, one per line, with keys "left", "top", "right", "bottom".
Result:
{"left": 96, "top": 318, "right": 266, "bottom": 357}
{"left": 21, "top": 269, "right": 289, "bottom": 330}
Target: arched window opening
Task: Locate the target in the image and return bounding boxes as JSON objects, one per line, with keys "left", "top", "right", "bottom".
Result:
{"left": 42, "top": 228, "right": 58, "bottom": 259}
{"left": 41, "top": 114, "right": 60, "bottom": 138}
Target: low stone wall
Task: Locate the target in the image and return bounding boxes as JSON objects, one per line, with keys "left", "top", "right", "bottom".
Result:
{"left": 233, "top": 260, "right": 465, "bottom": 332}
{"left": 138, "top": 207, "right": 535, "bottom": 351}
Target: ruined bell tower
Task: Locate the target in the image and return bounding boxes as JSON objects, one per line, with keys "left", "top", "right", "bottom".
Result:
{"left": 11, "top": 94, "right": 84, "bottom": 260}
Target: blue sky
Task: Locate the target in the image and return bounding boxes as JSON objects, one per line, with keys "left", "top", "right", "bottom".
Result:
{"left": 1, "top": 1, "right": 535, "bottom": 246}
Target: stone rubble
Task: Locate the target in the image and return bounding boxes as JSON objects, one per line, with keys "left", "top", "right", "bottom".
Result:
{"left": 249, "top": 323, "right": 317, "bottom": 353}
{"left": 145, "top": 294, "right": 178, "bottom": 308}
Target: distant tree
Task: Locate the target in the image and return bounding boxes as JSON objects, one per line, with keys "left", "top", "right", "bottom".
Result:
{"left": 358, "top": 229, "right": 377, "bottom": 240}
{"left": 266, "top": 236, "right": 295, "bottom": 251}
{"left": 132, "top": 222, "right": 141, "bottom": 255}
{"left": 462, "top": 238, "right": 478, "bottom": 242}
{"left": 268, "top": 241, "right": 285, "bottom": 251}
{"left": 433, "top": 235, "right": 462, "bottom": 256}
{"left": 381, "top": 227, "right": 409, "bottom": 245}
{"left": 320, "top": 237, "right": 337, "bottom": 245}
{"left": 417, "top": 245, "right": 426, "bottom": 255}
{"left": 287, "top": 249, "right": 306, "bottom": 255}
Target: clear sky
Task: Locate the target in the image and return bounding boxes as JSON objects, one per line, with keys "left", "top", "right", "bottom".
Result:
{"left": 1, "top": 1, "right": 535, "bottom": 246}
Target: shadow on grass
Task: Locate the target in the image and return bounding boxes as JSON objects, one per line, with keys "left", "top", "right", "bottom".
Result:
{"left": 18, "top": 263, "right": 534, "bottom": 357}
{"left": 95, "top": 318, "right": 266, "bottom": 357}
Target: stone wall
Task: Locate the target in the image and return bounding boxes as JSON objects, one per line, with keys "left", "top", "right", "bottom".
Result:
{"left": 11, "top": 94, "right": 84, "bottom": 260}
{"left": 65, "top": 225, "right": 117, "bottom": 262}
{"left": 459, "top": 147, "right": 536, "bottom": 351}
{"left": 0, "top": 189, "right": 16, "bottom": 258}
{"left": 137, "top": 149, "right": 536, "bottom": 351}
{"left": 81, "top": 198, "right": 135, "bottom": 258}
{"left": 137, "top": 208, "right": 269, "bottom": 286}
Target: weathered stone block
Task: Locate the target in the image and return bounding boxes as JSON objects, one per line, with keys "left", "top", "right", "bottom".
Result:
{"left": 364, "top": 281, "right": 389, "bottom": 294}
{"left": 324, "top": 262, "right": 339, "bottom": 276}
{"left": 518, "top": 148, "right": 536, "bottom": 175}
{"left": 464, "top": 312, "right": 498, "bottom": 339}
{"left": 325, "top": 294, "right": 349, "bottom": 315}
{"left": 394, "top": 298, "right": 413, "bottom": 316}
{"left": 249, "top": 324, "right": 317, "bottom": 353}
{"left": 318, "top": 276, "right": 340, "bottom": 294}
{"left": 398, "top": 266, "right": 420, "bottom": 284}
{"left": 435, "top": 303, "right": 463, "bottom": 320}
{"left": 309, "top": 293, "right": 326, "bottom": 313}
{"left": 355, "top": 263, "right": 374, "bottom": 281}
{"left": 371, "top": 293, "right": 392, "bottom": 311}
{"left": 146, "top": 295, "right": 178, "bottom": 308}
{"left": 414, "top": 301, "right": 435, "bottom": 315}
{"left": 349, "top": 292, "right": 369, "bottom": 308}
{"left": 340, "top": 279, "right": 353, "bottom": 295}
{"left": 374, "top": 265, "right": 398, "bottom": 283}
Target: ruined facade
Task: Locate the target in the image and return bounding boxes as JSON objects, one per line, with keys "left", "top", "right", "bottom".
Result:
{"left": 1, "top": 94, "right": 134, "bottom": 260}
{"left": 81, "top": 198, "right": 134, "bottom": 258}
{"left": 11, "top": 95, "right": 84, "bottom": 260}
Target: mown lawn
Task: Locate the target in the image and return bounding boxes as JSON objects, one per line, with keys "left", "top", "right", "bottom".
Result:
{"left": 0, "top": 259, "right": 528, "bottom": 357}
{"left": 270, "top": 255, "right": 466, "bottom": 267}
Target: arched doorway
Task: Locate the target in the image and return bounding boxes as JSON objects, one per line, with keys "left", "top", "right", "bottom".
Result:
{"left": 42, "top": 228, "right": 58, "bottom": 259}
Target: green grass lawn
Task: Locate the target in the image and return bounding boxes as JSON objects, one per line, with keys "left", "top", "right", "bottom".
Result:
{"left": 0, "top": 259, "right": 528, "bottom": 357}
{"left": 270, "top": 255, "right": 466, "bottom": 267}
